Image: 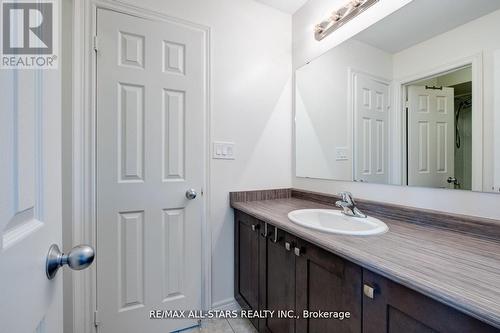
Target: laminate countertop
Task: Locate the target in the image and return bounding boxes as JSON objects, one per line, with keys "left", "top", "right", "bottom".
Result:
{"left": 231, "top": 197, "right": 500, "bottom": 329}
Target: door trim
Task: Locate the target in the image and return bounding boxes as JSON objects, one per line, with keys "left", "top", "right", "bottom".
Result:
{"left": 71, "top": 1, "right": 212, "bottom": 332}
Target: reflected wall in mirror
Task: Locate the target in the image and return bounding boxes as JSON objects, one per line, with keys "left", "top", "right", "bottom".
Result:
{"left": 295, "top": 0, "right": 500, "bottom": 193}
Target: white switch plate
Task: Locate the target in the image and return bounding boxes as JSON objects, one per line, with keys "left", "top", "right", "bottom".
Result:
{"left": 213, "top": 141, "right": 235, "bottom": 160}
{"left": 335, "top": 147, "right": 349, "bottom": 161}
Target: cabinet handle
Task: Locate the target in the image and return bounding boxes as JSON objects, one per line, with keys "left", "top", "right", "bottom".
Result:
{"left": 294, "top": 247, "right": 302, "bottom": 257}
{"left": 271, "top": 226, "right": 280, "bottom": 243}
{"left": 261, "top": 223, "right": 269, "bottom": 238}
{"left": 285, "top": 242, "right": 292, "bottom": 251}
{"left": 363, "top": 284, "right": 375, "bottom": 299}
{"left": 251, "top": 224, "right": 260, "bottom": 232}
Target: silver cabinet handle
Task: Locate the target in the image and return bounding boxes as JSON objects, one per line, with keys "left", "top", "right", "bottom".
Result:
{"left": 46, "top": 244, "right": 95, "bottom": 280}
{"left": 363, "top": 284, "right": 375, "bottom": 299}
{"left": 261, "top": 222, "right": 269, "bottom": 238}
{"left": 185, "top": 189, "right": 197, "bottom": 200}
{"left": 294, "top": 247, "right": 302, "bottom": 257}
{"left": 271, "top": 226, "right": 280, "bottom": 243}
{"left": 285, "top": 242, "right": 292, "bottom": 251}
{"left": 251, "top": 224, "right": 260, "bottom": 232}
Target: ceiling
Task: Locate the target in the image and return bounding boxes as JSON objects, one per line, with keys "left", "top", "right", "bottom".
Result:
{"left": 354, "top": 0, "right": 500, "bottom": 53}
{"left": 254, "top": 0, "right": 309, "bottom": 14}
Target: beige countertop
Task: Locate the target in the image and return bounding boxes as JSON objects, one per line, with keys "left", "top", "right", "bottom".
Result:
{"left": 232, "top": 197, "right": 500, "bottom": 329}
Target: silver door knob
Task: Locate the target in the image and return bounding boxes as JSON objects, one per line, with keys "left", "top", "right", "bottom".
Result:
{"left": 185, "top": 189, "right": 197, "bottom": 200}
{"left": 46, "top": 244, "right": 95, "bottom": 280}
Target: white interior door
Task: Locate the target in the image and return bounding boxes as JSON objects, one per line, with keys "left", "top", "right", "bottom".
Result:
{"left": 0, "top": 61, "right": 62, "bottom": 332}
{"left": 407, "top": 86, "right": 455, "bottom": 188}
{"left": 96, "top": 8, "right": 205, "bottom": 333}
{"left": 353, "top": 72, "right": 390, "bottom": 184}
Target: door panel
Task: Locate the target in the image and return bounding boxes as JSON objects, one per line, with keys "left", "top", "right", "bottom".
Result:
{"left": 0, "top": 61, "right": 62, "bottom": 331}
{"left": 295, "top": 240, "right": 362, "bottom": 333}
{"left": 97, "top": 8, "right": 206, "bottom": 333}
{"left": 354, "top": 72, "right": 390, "bottom": 184}
{"left": 260, "top": 229, "right": 295, "bottom": 333}
{"left": 234, "top": 211, "right": 260, "bottom": 329}
{"left": 407, "top": 86, "right": 454, "bottom": 188}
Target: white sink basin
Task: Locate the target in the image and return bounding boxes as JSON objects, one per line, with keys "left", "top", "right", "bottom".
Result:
{"left": 287, "top": 209, "right": 388, "bottom": 236}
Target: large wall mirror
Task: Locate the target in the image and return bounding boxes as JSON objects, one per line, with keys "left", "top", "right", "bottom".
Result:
{"left": 295, "top": 0, "right": 500, "bottom": 193}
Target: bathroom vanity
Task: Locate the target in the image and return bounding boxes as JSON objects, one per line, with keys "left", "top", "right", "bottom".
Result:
{"left": 231, "top": 189, "right": 500, "bottom": 333}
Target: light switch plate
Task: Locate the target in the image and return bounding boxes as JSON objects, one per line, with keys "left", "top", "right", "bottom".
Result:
{"left": 213, "top": 141, "right": 235, "bottom": 160}
{"left": 335, "top": 147, "right": 349, "bottom": 161}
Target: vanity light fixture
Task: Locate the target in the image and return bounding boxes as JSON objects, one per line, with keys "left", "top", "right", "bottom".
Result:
{"left": 314, "top": 0, "right": 379, "bottom": 41}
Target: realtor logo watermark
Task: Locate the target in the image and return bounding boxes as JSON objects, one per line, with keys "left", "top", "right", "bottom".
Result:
{"left": 1, "top": 0, "right": 58, "bottom": 69}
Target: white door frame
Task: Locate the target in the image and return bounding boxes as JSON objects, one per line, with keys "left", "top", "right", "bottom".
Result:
{"left": 393, "top": 53, "right": 483, "bottom": 191}
{"left": 71, "top": 1, "right": 212, "bottom": 332}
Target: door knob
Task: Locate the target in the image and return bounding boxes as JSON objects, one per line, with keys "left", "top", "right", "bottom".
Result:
{"left": 185, "top": 189, "right": 197, "bottom": 200}
{"left": 46, "top": 244, "right": 95, "bottom": 280}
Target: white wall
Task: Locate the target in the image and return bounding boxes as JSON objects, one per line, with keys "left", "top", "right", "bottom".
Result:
{"left": 63, "top": 0, "right": 292, "bottom": 311}
{"left": 292, "top": 0, "right": 500, "bottom": 220}
{"left": 295, "top": 39, "right": 392, "bottom": 180}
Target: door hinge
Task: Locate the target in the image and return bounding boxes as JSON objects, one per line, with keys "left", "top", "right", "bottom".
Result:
{"left": 94, "top": 310, "right": 100, "bottom": 327}
{"left": 93, "top": 36, "right": 99, "bottom": 52}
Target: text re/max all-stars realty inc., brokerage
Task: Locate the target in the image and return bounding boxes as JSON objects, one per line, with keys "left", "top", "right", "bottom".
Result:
{"left": 149, "top": 310, "right": 351, "bottom": 320}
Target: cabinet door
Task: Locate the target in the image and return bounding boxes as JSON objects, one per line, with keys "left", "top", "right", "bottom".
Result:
{"left": 363, "top": 269, "right": 499, "bottom": 333}
{"left": 234, "top": 210, "right": 261, "bottom": 329}
{"left": 295, "top": 240, "right": 362, "bottom": 333}
{"left": 259, "top": 226, "right": 296, "bottom": 333}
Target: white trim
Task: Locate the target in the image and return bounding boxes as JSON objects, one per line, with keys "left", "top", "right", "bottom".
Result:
{"left": 71, "top": 1, "right": 212, "bottom": 332}
{"left": 211, "top": 298, "right": 241, "bottom": 312}
{"left": 393, "top": 53, "right": 483, "bottom": 191}
{"left": 494, "top": 50, "right": 500, "bottom": 192}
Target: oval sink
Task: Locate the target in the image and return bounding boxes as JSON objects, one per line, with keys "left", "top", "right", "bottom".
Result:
{"left": 287, "top": 209, "right": 388, "bottom": 236}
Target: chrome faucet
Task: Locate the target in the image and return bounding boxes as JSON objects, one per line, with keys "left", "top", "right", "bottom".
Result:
{"left": 335, "top": 192, "right": 367, "bottom": 218}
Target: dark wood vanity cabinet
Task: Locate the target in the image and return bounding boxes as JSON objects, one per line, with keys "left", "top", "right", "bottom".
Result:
{"left": 234, "top": 210, "right": 499, "bottom": 333}
{"left": 362, "top": 270, "right": 499, "bottom": 333}
{"left": 235, "top": 210, "right": 362, "bottom": 333}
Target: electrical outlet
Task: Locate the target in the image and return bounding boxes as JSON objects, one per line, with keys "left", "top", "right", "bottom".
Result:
{"left": 335, "top": 147, "right": 349, "bottom": 161}
{"left": 213, "top": 142, "right": 235, "bottom": 160}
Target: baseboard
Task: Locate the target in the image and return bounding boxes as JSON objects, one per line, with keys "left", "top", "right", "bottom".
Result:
{"left": 211, "top": 298, "right": 241, "bottom": 311}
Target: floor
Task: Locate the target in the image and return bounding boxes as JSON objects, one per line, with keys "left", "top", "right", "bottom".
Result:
{"left": 181, "top": 319, "right": 258, "bottom": 333}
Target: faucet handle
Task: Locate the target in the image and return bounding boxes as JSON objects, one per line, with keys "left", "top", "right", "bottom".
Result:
{"left": 337, "top": 192, "right": 366, "bottom": 218}
{"left": 338, "top": 191, "right": 354, "bottom": 204}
